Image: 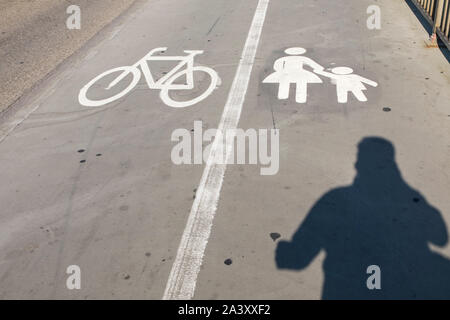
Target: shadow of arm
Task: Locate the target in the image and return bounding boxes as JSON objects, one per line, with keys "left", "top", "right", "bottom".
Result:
{"left": 275, "top": 197, "right": 333, "bottom": 270}
{"left": 427, "top": 203, "right": 449, "bottom": 247}
{"left": 276, "top": 238, "right": 321, "bottom": 270}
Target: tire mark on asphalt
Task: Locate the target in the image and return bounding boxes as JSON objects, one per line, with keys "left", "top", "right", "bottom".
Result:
{"left": 50, "top": 99, "right": 125, "bottom": 298}
{"left": 206, "top": 17, "right": 221, "bottom": 36}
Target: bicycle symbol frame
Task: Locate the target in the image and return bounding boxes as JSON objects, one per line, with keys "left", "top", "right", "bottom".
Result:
{"left": 79, "top": 47, "right": 219, "bottom": 108}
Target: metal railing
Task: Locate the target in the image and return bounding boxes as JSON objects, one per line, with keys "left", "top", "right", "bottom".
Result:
{"left": 410, "top": 0, "right": 450, "bottom": 48}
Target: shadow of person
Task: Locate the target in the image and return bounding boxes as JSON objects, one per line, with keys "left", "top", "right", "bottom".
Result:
{"left": 276, "top": 137, "right": 450, "bottom": 299}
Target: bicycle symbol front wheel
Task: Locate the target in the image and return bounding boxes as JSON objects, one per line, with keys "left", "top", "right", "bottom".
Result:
{"left": 79, "top": 66, "right": 141, "bottom": 107}
{"left": 159, "top": 66, "right": 219, "bottom": 108}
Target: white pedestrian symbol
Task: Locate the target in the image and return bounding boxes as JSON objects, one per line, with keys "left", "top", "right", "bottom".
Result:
{"left": 79, "top": 47, "right": 219, "bottom": 108}
{"left": 263, "top": 47, "right": 324, "bottom": 103}
{"left": 263, "top": 47, "right": 378, "bottom": 104}
{"left": 315, "top": 67, "right": 378, "bottom": 103}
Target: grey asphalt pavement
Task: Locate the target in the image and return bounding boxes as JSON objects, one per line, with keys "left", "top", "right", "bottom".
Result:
{"left": 0, "top": 0, "right": 136, "bottom": 114}
{"left": 0, "top": 0, "right": 449, "bottom": 299}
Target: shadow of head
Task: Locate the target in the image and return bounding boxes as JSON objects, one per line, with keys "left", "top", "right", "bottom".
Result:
{"left": 355, "top": 137, "right": 395, "bottom": 172}
{"left": 276, "top": 137, "right": 450, "bottom": 299}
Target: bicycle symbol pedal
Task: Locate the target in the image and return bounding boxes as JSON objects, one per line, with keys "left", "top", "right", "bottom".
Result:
{"left": 79, "top": 47, "right": 219, "bottom": 108}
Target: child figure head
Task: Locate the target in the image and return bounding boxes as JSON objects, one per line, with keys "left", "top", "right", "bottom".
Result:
{"left": 285, "top": 47, "right": 307, "bottom": 55}
{"left": 331, "top": 67, "right": 353, "bottom": 75}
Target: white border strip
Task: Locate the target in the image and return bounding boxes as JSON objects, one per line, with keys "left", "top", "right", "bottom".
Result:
{"left": 163, "top": 0, "right": 270, "bottom": 300}
{"left": 0, "top": 104, "right": 41, "bottom": 144}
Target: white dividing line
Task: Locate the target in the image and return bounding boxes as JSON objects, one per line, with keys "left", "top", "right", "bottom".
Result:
{"left": 163, "top": 0, "right": 270, "bottom": 300}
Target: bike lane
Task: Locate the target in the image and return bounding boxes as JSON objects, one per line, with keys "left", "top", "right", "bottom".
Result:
{"left": 194, "top": 0, "right": 450, "bottom": 299}
{"left": 0, "top": 0, "right": 261, "bottom": 299}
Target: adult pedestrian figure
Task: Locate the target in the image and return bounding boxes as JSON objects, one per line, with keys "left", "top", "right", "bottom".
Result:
{"left": 263, "top": 47, "right": 324, "bottom": 103}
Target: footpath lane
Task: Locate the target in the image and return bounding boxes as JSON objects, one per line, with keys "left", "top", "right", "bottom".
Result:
{"left": 195, "top": 0, "right": 450, "bottom": 299}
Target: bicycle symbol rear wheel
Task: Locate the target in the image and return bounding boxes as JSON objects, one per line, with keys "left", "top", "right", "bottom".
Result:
{"left": 79, "top": 66, "right": 141, "bottom": 107}
{"left": 159, "top": 66, "right": 218, "bottom": 108}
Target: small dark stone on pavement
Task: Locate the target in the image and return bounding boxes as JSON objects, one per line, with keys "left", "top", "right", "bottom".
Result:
{"left": 270, "top": 232, "right": 281, "bottom": 242}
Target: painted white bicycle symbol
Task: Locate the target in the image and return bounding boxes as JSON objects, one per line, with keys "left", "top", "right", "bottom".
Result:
{"left": 79, "top": 47, "right": 219, "bottom": 108}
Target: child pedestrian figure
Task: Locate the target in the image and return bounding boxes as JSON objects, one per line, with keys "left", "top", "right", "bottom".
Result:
{"left": 314, "top": 67, "right": 378, "bottom": 103}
